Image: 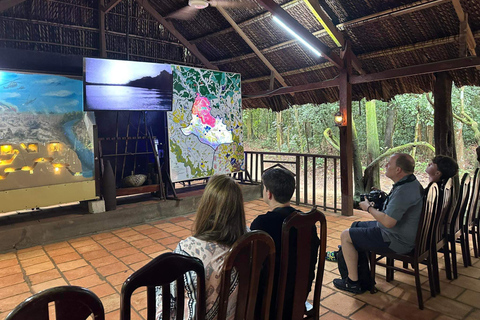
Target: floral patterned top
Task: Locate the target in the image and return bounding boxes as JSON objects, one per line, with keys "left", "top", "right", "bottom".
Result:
{"left": 156, "top": 237, "right": 238, "bottom": 320}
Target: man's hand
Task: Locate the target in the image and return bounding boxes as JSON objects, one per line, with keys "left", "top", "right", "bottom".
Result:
{"left": 360, "top": 200, "right": 397, "bottom": 228}
{"left": 359, "top": 200, "right": 373, "bottom": 211}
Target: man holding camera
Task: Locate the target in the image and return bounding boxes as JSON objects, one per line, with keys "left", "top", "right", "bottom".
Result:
{"left": 333, "top": 153, "right": 424, "bottom": 293}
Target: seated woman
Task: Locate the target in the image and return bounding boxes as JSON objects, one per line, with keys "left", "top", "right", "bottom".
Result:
{"left": 426, "top": 155, "right": 459, "bottom": 184}
{"left": 156, "top": 174, "right": 247, "bottom": 320}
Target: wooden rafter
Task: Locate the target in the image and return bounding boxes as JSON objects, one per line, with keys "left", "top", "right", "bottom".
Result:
{"left": 99, "top": 0, "right": 106, "bottom": 57}
{"left": 135, "top": 0, "right": 217, "bottom": 70}
{"left": 216, "top": 7, "right": 289, "bottom": 90}
{"left": 256, "top": 0, "right": 343, "bottom": 68}
{"left": 212, "top": 0, "right": 449, "bottom": 66}
{"left": 0, "top": 0, "right": 27, "bottom": 12}
{"left": 243, "top": 77, "right": 339, "bottom": 99}
{"left": 303, "top": 0, "right": 364, "bottom": 74}
{"left": 242, "top": 31, "right": 480, "bottom": 84}
{"left": 451, "top": 0, "right": 477, "bottom": 57}
{"left": 101, "top": 0, "right": 122, "bottom": 14}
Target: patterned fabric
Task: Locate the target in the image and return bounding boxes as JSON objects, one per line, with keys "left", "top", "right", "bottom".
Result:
{"left": 155, "top": 237, "right": 238, "bottom": 320}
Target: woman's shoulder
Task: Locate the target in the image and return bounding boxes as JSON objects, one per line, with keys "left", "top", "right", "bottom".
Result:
{"left": 177, "top": 237, "right": 230, "bottom": 254}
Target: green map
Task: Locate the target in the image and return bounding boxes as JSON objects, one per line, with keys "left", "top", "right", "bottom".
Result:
{"left": 167, "top": 65, "right": 244, "bottom": 182}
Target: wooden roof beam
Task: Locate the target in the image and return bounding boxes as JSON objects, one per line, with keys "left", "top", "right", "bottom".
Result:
{"left": 135, "top": 0, "right": 218, "bottom": 70}
{"left": 0, "top": 0, "right": 27, "bottom": 12}
{"left": 451, "top": 0, "right": 477, "bottom": 57}
{"left": 303, "top": 0, "right": 364, "bottom": 74}
{"left": 216, "top": 7, "right": 290, "bottom": 90}
{"left": 101, "top": 0, "right": 122, "bottom": 14}
{"left": 256, "top": 0, "right": 343, "bottom": 69}
{"left": 213, "top": 0, "right": 450, "bottom": 66}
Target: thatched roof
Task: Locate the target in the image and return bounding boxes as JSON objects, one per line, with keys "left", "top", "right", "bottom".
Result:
{"left": 1, "top": 0, "right": 479, "bottom": 110}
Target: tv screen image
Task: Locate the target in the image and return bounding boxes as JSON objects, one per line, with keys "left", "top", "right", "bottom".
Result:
{"left": 84, "top": 58, "right": 173, "bottom": 111}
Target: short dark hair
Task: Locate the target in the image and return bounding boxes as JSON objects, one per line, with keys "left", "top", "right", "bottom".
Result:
{"left": 395, "top": 153, "right": 415, "bottom": 174}
{"left": 262, "top": 167, "right": 295, "bottom": 204}
{"left": 433, "top": 155, "right": 459, "bottom": 181}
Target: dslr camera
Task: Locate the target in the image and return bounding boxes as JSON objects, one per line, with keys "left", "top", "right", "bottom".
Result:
{"left": 360, "top": 189, "right": 388, "bottom": 210}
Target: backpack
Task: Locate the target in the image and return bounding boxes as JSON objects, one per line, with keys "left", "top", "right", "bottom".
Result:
{"left": 337, "top": 246, "right": 377, "bottom": 293}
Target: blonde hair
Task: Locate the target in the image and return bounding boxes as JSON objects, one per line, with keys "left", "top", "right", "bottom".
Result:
{"left": 193, "top": 175, "right": 247, "bottom": 246}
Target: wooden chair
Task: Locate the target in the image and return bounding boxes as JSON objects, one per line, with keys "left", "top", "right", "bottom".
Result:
{"left": 446, "top": 173, "right": 471, "bottom": 279}
{"left": 369, "top": 182, "right": 439, "bottom": 310}
{"left": 464, "top": 168, "right": 480, "bottom": 267}
{"left": 274, "top": 207, "right": 326, "bottom": 320}
{"left": 5, "top": 286, "right": 104, "bottom": 320}
{"left": 470, "top": 169, "right": 480, "bottom": 259}
{"left": 217, "top": 230, "right": 275, "bottom": 320}
{"left": 120, "top": 252, "right": 206, "bottom": 320}
{"left": 431, "top": 178, "right": 455, "bottom": 292}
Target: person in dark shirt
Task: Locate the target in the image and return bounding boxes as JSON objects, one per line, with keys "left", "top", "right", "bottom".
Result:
{"left": 251, "top": 167, "right": 319, "bottom": 319}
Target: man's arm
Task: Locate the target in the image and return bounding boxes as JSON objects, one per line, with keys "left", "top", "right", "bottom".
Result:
{"left": 359, "top": 200, "right": 397, "bottom": 228}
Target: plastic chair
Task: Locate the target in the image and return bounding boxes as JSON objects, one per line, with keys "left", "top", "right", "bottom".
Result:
{"left": 369, "top": 182, "right": 439, "bottom": 310}
{"left": 275, "top": 207, "right": 326, "bottom": 320}
{"left": 120, "top": 252, "right": 206, "bottom": 320}
{"left": 5, "top": 286, "right": 104, "bottom": 320}
{"left": 217, "top": 230, "right": 275, "bottom": 320}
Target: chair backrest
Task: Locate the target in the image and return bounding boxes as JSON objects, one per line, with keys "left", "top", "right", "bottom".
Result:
{"left": 217, "top": 230, "right": 275, "bottom": 320}
{"left": 415, "top": 182, "right": 439, "bottom": 257}
{"left": 466, "top": 168, "right": 480, "bottom": 226}
{"left": 434, "top": 178, "right": 455, "bottom": 243}
{"left": 5, "top": 286, "right": 105, "bottom": 320}
{"left": 120, "top": 252, "right": 206, "bottom": 320}
{"left": 275, "top": 207, "right": 327, "bottom": 320}
{"left": 448, "top": 173, "right": 471, "bottom": 235}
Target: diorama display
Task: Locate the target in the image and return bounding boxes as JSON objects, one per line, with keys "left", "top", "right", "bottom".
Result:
{"left": 167, "top": 65, "right": 244, "bottom": 182}
{"left": 0, "top": 70, "right": 96, "bottom": 212}
{"left": 84, "top": 58, "right": 173, "bottom": 112}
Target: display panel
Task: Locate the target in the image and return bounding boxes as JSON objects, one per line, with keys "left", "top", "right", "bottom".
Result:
{"left": 168, "top": 65, "right": 244, "bottom": 182}
{"left": 0, "top": 70, "right": 94, "bottom": 191}
{"left": 84, "top": 58, "right": 173, "bottom": 111}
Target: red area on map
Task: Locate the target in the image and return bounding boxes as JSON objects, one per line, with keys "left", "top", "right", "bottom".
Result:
{"left": 191, "top": 93, "right": 216, "bottom": 127}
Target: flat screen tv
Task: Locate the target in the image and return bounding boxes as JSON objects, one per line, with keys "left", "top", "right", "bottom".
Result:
{"left": 84, "top": 58, "right": 173, "bottom": 111}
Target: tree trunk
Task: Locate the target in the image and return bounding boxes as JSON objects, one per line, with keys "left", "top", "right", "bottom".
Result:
{"left": 352, "top": 118, "right": 364, "bottom": 198}
{"left": 276, "top": 111, "right": 283, "bottom": 151}
{"left": 365, "top": 99, "right": 380, "bottom": 190}
{"left": 434, "top": 72, "right": 457, "bottom": 159}
{"left": 294, "top": 106, "right": 304, "bottom": 153}
{"left": 246, "top": 109, "right": 253, "bottom": 140}
{"left": 305, "top": 122, "right": 311, "bottom": 153}
{"left": 426, "top": 125, "right": 434, "bottom": 146}
{"left": 411, "top": 104, "right": 421, "bottom": 159}
{"left": 384, "top": 102, "right": 396, "bottom": 148}
{"left": 456, "top": 87, "right": 465, "bottom": 168}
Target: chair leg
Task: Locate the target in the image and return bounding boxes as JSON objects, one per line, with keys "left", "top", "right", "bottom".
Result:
{"left": 370, "top": 252, "right": 376, "bottom": 294}
{"left": 427, "top": 256, "right": 437, "bottom": 297}
{"left": 465, "top": 228, "right": 472, "bottom": 266}
{"left": 386, "top": 258, "right": 394, "bottom": 282}
{"left": 431, "top": 248, "right": 440, "bottom": 294}
{"left": 460, "top": 232, "right": 469, "bottom": 267}
{"left": 451, "top": 237, "right": 459, "bottom": 279}
{"left": 443, "top": 240, "right": 452, "bottom": 281}
{"left": 413, "top": 262, "right": 424, "bottom": 310}
{"left": 472, "top": 224, "right": 478, "bottom": 259}
{"left": 476, "top": 220, "right": 480, "bottom": 257}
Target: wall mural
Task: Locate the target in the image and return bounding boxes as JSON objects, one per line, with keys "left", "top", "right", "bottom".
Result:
{"left": 168, "top": 65, "right": 244, "bottom": 182}
{"left": 0, "top": 71, "right": 94, "bottom": 191}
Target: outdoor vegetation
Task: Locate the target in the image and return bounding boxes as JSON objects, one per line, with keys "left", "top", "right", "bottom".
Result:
{"left": 243, "top": 85, "right": 480, "bottom": 198}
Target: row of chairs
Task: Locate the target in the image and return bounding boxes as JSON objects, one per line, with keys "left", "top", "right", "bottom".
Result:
{"left": 369, "top": 169, "right": 480, "bottom": 310}
{"left": 6, "top": 208, "right": 327, "bottom": 320}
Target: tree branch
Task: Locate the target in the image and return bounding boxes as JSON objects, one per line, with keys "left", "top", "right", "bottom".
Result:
{"left": 323, "top": 128, "right": 340, "bottom": 151}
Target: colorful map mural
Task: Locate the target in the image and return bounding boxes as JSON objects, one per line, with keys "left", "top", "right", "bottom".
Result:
{"left": 0, "top": 71, "right": 94, "bottom": 191}
{"left": 168, "top": 65, "right": 243, "bottom": 182}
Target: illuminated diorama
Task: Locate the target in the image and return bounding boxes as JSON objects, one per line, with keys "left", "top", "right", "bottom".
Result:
{"left": 0, "top": 70, "right": 96, "bottom": 212}
{"left": 168, "top": 65, "right": 244, "bottom": 182}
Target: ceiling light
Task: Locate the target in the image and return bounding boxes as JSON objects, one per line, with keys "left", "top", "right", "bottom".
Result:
{"left": 273, "top": 16, "right": 322, "bottom": 57}
{"left": 189, "top": 0, "right": 208, "bottom": 9}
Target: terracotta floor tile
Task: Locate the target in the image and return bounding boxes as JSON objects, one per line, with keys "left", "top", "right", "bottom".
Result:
{"left": 102, "top": 241, "right": 131, "bottom": 251}
{"left": 113, "top": 229, "right": 137, "bottom": 237}
{"left": 46, "top": 246, "right": 76, "bottom": 257}
{"left": 165, "top": 243, "right": 177, "bottom": 250}
{"left": 111, "top": 247, "right": 140, "bottom": 258}
{"left": 101, "top": 293, "right": 121, "bottom": 313}
{"left": 70, "top": 274, "right": 105, "bottom": 288}
{"left": 31, "top": 278, "right": 68, "bottom": 294}
{"left": 51, "top": 252, "right": 82, "bottom": 264}
{"left": 321, "top": 292, "right": 365, "bottom": 317}
{"left": 75, "top": 243, "right": 104, "bottom": 254}
{"left": 91, "top": 232, "right": 116, "bottom": 241}
{"left": 142, "top": 244, "right": 166, "bottom": 254}
{"left": 148, "top": 231, "right": 171, "bottom": 240}
{"left": 138, "top": 227, "right": 163, "bottom": 236}
{"left": 457, "top": 289, "right": 480, "bottom": 308}
{"left": 97, "top": 236, "right": 123, "bottom": 246}
{"left": 105, "top": 309, "right": 121, "bottom": 320}
{"left": 0, "top": 273, "right": 25, "bottom": 289}
{"left": 0, "top": 293, "right": 32, "bottom": 313}
{"left": 0, "top": 282, "right": 30, "bottom": 300}
{"left": 56, "top": 259, "right": 88, "bottom": 272}
{"left": 383, "top": 299, "right": 438, "bottom": 320}
{"left": 17, "top": 249, "right": 46, "bottom": 261}
{"left": 90, "top": 255, "right": 119, "bottom": 268}
{"left": 0, "top": 264, "right": 21, "bottom": 278}
{"left": 130, "top": 238, "right": 156, "bottom": 249}
{"left": 465, "top": 310, "right": 480, "bottom": 320}
{"left": 351, "top": 305, "right": 402, "bottom": 320}
{"left": 96, "top": 261, "right": 129, "bottom": 277}
{"left": 90, "top": 283, "right": 117, "bottom": 298}
{"left": 106, "top": 271, "right": 130, "bottom": 286}
{"left": 120, "top": 252, "right": 150, "bottom": 265}
{"left": 129, "top": 260, "right": 151, "bottom": 271}
{"left": 131, "top": 290, "right": 147, "bottom": 310}
{"left": 0, "top": 258, "right": 19, "bottom": 269}
{"left": 68, "top": 237, "right": 96, "bottom": 247}
{"left": 19, "top": 254, "right": 51, "bottom": 267}
{"left": 122, "top": 234, "right": 149, "bottom": 243}
{"left": 450, "top": 276, "right": 480, "bottom": 292}
{"left": 132, "top": 224, "right": 153, "bottom": 231}
{"left": 28, "top": 269, "right": 62, "bottom": 285}
{"left": 23, "top": 261, "right": 55, "bottom": 275}
{"left": 0, "top": 252, "right": 16, "bottom": 262}
{"left": 43, "top": 242, "right": 71, "bottom": 252}
{"left": 62, "top": 265, "right": 97, "bottom": 281}
{"left": 354, "top": 291, "right": 397, "bottom": 310}
{"left": 158, "top": 236, "right": 181, "bottom": 246}
{"left": 82, "top": 249, "right": 112, "bottom": 261}
{"left": 171, "top": 229, "right": 191, "bottom": 238}
{"left": 424, "top": 295, "right": 472, "bottom": 319}
{"left": 318, "top": 311, "right": 349, "bottom": 320}
{"left": 169, "top": 216, "right": 189, "bottom": 223}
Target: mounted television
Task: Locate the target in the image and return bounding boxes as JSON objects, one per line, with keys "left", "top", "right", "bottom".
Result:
{"left": 84, "top": 58, "right": 173, "bottom": 111}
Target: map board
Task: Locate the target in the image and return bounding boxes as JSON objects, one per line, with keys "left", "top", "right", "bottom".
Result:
{"left": 167, "top": 65, "right": 244, "bottom": 182}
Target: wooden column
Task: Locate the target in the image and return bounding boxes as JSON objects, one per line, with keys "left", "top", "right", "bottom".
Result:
{"left": 433, "top": 72, "right": 457, "bottom": 159}
{"left": 339, "top": 51, "right": 353, "bottom": 216}
{"left": 99, "top": 0, "right": 107, "bottom": 58}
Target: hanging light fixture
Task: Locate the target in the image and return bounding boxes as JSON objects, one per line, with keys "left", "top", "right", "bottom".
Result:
{"left": 334, "top": 111, "right": 344, "bottom": 126}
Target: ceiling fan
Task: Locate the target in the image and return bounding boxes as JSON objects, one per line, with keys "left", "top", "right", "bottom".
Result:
{"left": 167, "top": 0, "right": 257, "bottom": 20}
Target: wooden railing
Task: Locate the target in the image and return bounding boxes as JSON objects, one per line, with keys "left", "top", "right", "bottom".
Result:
{"left": 244, "top": 151, "right": 341, "bottom": 212}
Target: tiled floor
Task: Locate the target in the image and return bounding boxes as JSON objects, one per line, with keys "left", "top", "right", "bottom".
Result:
{"left": 1, "top": 198, "right": 479, "bottom": 319}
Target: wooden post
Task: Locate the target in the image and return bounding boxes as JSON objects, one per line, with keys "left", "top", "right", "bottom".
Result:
{"left": 433, "top": 72, "right": 457, "bottom": 159}
{"left": 99, "top": 0, "right": 107, "bottom": 58}
{"left": 339, "top": 50, "right": 353, "bottom": 216}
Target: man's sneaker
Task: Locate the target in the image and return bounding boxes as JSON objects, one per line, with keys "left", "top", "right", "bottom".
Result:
{"left": 325, "top": 250, "right": 338, "bottom": 262}
{"left": 333, "top": 278, "right": 364, "bottom": 294}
